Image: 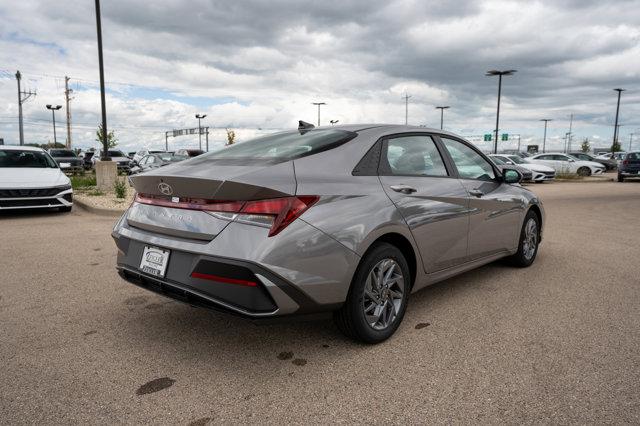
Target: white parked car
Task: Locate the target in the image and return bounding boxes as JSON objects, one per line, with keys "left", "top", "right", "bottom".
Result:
{"left": 528, "top": 153, "right": 605, "bottom": 176}
{"left": 132, "top": 149, "right": 167, "bottom": 164}
{"left": 490, "top": 154, "right": 556, "bottom": 182}
{"left": 92, "top": 149, "right": 132, "bottom": 173}
{"left": 0, "top": 145, "right": 73, "bottom": 212}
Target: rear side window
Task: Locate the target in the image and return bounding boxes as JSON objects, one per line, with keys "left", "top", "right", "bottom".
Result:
{"left": 628, "top": 153, "right": 640, "bottom": 160}
{"left": 196, "top": 129, "right": 356, "bottom": 165}
{"left": 381, "top": 135, "right": 448, "bottom": 177}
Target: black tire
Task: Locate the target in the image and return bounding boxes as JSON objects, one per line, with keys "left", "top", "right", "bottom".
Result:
{"left": 618, "top": 174, "right": 624, "bottom": 182}
{"left": 577, "top": 167, "right": 591, "bottom": 177}
{"left": 334, "top": 242, "right": 411, "bottom": 344}
{"left": 59, "top": 206, "right": 72, "bottom": 213}
{"left": 507, "top": 210, "right": 540, "bottom": 267}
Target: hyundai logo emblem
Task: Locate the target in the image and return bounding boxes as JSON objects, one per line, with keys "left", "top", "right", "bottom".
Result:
{"left": 158, "top": 182, "right": 173, "bottom": 196}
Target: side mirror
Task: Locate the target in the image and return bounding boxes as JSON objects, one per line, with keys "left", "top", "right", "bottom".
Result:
{"left": 502, "top": 168, "right": 522, "bottom": 184}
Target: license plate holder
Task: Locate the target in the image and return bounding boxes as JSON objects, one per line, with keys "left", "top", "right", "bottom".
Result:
{"left": 139, "top": 246, "right": 170, "bottom": 278}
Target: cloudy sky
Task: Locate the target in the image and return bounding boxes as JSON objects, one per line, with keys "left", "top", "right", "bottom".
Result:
{"left": 1, "top": 0, "right": 639, "bottom": 152}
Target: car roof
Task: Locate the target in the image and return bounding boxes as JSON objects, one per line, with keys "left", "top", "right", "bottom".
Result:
{"left": 0, "top": 145, "right": 45, "bottom": 152}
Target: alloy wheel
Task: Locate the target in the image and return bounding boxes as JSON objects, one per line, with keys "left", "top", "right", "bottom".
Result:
{"left": 362, "top": 259, "right": 405, "bottom": 331}
{"left": 522, "top": 218, "right": 538, "bottom": 260}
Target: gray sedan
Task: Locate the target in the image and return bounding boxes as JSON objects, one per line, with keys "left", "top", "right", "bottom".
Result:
{"left": 113, "top": 124, "right": 544, "bottom": 343}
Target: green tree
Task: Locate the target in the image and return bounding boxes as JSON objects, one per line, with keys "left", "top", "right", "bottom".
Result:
{"left": 611, "top": 139, "right": 622, "bottom": 153}
{"left": 225, "top": 128, "right": 236, "bottom": 146}
{"left": 581, "top": 138, "right": 591, "bottom": 153}
{"left": 95, "top": 124, "right": 118, "bottom": 148}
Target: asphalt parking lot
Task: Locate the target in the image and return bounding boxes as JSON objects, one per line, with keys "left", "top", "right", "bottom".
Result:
{"left": 1, "top": 181, "right": 639, "bottom": 424}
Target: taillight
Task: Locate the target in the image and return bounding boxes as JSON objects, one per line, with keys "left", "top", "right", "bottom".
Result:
{"left": 622, "top": 160, "right": 629, "bottom": 165}
{"left": 135, "top": 194, "right": 318, "bottom": 237}
{"left": 240, "top": 196, "right": 319, "bottom": 236}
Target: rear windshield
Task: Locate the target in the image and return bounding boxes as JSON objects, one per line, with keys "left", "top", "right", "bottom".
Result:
{"left": 0, "top": 149, "right": 58, "bottom": 168}
{"left": 49, "top": 149, "right": 76, "bottom": 157}
{"left": 196, "top": 129, "right": 357, "bottom": 164}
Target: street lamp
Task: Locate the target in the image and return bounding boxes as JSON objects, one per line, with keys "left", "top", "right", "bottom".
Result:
{"left": 94, "top": 0, "right": 110, "bottom": 161}
{"left": 486, "top": 69, "right": 517, "bottom": 154}
{"left": 46, "top": 104, "right": 62, "bottom": 145}
{"left": 629, "top": 132, "right": 635, "bottom": 151}
{"left": 540, "top": 119, "right": 552, "bottom": 153}
{"left": 330, "top": 119, "right": 339, "bottom": 125}
{"left": 195, "top": 113, "right": 206, "bottom": 151}
{"left": 612, "top": 88, "right": 625, "bottom": 150}
{"left": 435, "top": 106, "right": 450, "bottom": 130}
{"left": 312, "top": 102, "right": 326, "bottom": 126}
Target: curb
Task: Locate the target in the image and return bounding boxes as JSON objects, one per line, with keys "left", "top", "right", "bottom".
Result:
{"left": 73, "top": 197, "right": 125, "bottom": 217}
{"left": 554, "top": 177, "right": 615, "bottom": 183}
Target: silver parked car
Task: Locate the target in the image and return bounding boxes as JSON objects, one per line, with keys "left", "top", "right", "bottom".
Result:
{"left": 113, "top": 124, "right": 544, "bottom": 343}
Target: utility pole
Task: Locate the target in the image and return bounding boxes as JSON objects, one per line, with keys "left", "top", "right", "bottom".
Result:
{"left": 64, "top": 76, "right": 73, "bottom": 149}
{"left": 435, "top": 106, "right": 450, "bottom": 130}
{"left": 612, "top": 88, "right": 625, "bottom": 151}
{"left": 540, "top": 119, "right": 552, "bottom": 153}
{"left": 402, "top": 93, "right": 411, "bottom": 125}
{"left": 629, "top": 133, "right": 634, "bottom": 151}
{"left": 15, "top": 70, "right": 37, "bottom": 146}
{"left": 311, "top": 102, "right": 326, "bottom": 126}
{"left": 567, "top": 113, "right": 573, "bottom": 152}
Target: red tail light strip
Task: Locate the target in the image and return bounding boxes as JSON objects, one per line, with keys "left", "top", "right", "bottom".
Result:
{"left": 190, "top": 272, "right": 257, "bottom": 287}
{"left": 135, "top": 193, "right": 319, "bottom": 237}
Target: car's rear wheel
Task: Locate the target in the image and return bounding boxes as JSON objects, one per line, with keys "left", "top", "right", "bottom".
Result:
{"left": 577, "top": 166, "right": 591, "bottom": 176}
{"left": 507, "top": 210, "right": 540, "bottom": 267}
{"left": 334, "top": 242, "right": 410, "bottom": 343}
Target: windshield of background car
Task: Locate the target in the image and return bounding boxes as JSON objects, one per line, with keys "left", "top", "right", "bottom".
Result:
{"left": 49, "top": 149, "right": 76, "bottom": 157}
{"left": 108, "top": 150, "right": 126, "bottom": 157}
{"left": 490, "top": 156, "right": 506, "bottom": 165}
{"left": 195, "top": 129, "right": 357, "bottom": 165}
{"left": 0, "top": 150, "right": 58, "bottom": 168}
{"left": 158, "top": 153, "right": 174, "bottom": 161}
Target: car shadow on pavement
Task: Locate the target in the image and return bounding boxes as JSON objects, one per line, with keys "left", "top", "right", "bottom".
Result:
{"left": 98, "top": 258, "right": 518, "bottom": 380}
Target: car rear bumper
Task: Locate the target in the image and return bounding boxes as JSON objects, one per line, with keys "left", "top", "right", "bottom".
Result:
{"left": 619, "top": 170, "right": 640, "bottom": 176}
{"left": 112, "top": 206, "right": 360, "bottom": 318}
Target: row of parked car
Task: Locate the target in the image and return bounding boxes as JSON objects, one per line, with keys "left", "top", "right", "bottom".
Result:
{"left": 45, "top": 148, "right": 205, "bottom": 174}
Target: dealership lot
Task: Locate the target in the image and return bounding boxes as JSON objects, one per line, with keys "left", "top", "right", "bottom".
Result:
{"left": 1, "top": 182, "right": 639, "bottom": 424}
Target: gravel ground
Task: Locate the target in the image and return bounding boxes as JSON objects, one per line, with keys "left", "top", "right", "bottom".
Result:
{"left": 1, "top": 181, "right": 639, "bottom": 424}
{"left": 75, "top": 188, "right": 135, "bottom": 211}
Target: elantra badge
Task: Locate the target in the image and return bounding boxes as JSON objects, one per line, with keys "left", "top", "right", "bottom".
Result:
{"left": 158, "top": 182, "right": 173, "bottom": 196}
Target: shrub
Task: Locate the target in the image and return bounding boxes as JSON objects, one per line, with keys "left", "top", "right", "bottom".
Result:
{"left": 114, "top": 179, "right": 127, "bottom": 199}
{"left": 70, "top": 174, "right": 97, "bottom": 189}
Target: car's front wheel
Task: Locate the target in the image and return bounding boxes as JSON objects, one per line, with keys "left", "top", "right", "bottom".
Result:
{"left": 334, "top": 242, "right": 410, "bottom": 343}
{"left": 508, "top": 210, "right": 540, "bottom": 267}
{"left": 577, "top": 166, "right": 591, "bottom": 176}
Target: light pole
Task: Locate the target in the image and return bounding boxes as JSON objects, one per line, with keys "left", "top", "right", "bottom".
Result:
{"left": 486, "top": 69, "right": 517, "bottom": 154}
{"left": 46, "top": 105, "right": 62, "bottom": 145}
{"left": 540, "top": 119, "right": 552, "bottom": 153}
{"left": 195, "top": 113, "right": 206, "bottom": 151}
{"left": 94, "top": 0, "right": 110, "bottom": 160}
{"left": 629, "top": 132, "right": 635, "bottom": 151}
{"left": 612, "top": 88, "right": 625, "bottom": 150}
{"left": 311, "top": 102, "right": 326, "bottom": 126}
{"left": 435, "top": 106, "right": 450, "bottom": 130}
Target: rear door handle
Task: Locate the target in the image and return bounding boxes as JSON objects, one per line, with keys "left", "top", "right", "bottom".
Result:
{"left": 469, "top": 189, "right": 484, "bottom": 197}
{"left": 390, "top": 185, "right": 417, "bottom": 194}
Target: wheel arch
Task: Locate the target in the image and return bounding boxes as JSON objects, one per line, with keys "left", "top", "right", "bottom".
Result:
{"left": 361, "top": 232, "right": 418, "bottom": 290}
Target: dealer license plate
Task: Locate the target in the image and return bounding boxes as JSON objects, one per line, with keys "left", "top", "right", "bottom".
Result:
{"left": 139, "top": 246, "right": 170, "bottom": 278}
